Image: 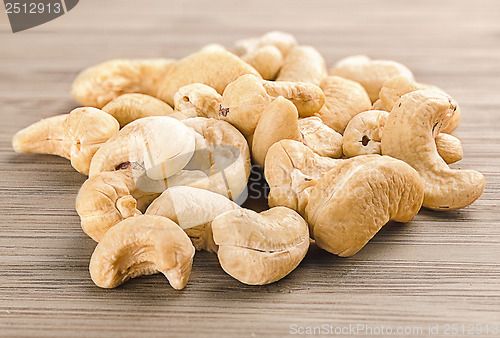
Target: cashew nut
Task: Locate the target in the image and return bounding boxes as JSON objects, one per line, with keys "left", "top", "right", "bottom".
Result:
{"left": 219, "top": 74, "right": 324, "bottom": 135}
{"left": 89, "top": 215, "right": 195, "bottom": 290}
{"left": 343, "top": 110, "right": 463, "bottom": 164}
{"left": 146, "top": 186, "right": 240, "bottom": 252}
{"left": 242, "top": 45, "right": 284, "bottom": 80}
{"left": 305, "top": 156, "right": 424, "bottom": 256}
{"left": 276, "top": 46, "right": 327, "bottom": 86}
{"left": 156, "top": 48, "right": 261, "bottom": 106}
{"left": 371, "top": 99, "right": 387, "bottom": 111}
{"left": 299, "top": 117, "right": 343, "bottom": 158}
{"left": 72, "top": 59, "right": 176, "bottom": 108}
{"left": 212, "top": 207, "right": 309, "bottom": 285}
{"left": 381, "top": 90, "right": 485, "bottom": 209}
{"left": 233, "top": 31, "right": 297, "bottom": 58}
{"left": 314, "top": 75, "right": 372, "bottom": 134}
{"left": 172, "top": 83, "right": 222, "bottom": 120}
{"left": 379, "top": 75, "right": 461, "bottom": 133}
{"left": 12, "top": 107, "right": 119, "bottom": 175}
{"left": 329, "top": 55, "right": 414, "bottom": 103}
{"left": 101, "top": 93, "right": 174, "bottom": 127}
{"left": 265, "top": 139, "right": 339, "bottom": 215}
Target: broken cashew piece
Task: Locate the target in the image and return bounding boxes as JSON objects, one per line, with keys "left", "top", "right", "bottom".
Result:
{"left": 315, "top": 76, "right": 372, "bottom": 134}
{"left": 306, "top": 156, "right": 424, "bottom": 257}
{"left": 89, "top": 215, "right": 195, "bottom": 290}
{"left": 172, "top": 83, "right": 222, "bottom": 120}
{"left": 299, "top": 117, "right": 343, "bottom": 158}
{"left": 156, "top": 48, "right": 261, "bottom": 106}
{"left": 342, "top": 110, "right": 463, "bottom": 164}
{"left": 101, "top": 93, "right": 174, "bottom": 127}
{"left": 242, "top": 45, "right": 284, "bottom": 80}
{"left": 12, "top": 107, "right": 119, "bottom": 175}
{"left": 72, "top": 58, "right": 176, "bottom": 108}
{"left": 329, "top": 55, "right": 414, "bottom": 103}
{"left": 219, "top": 74, "right": 325, "bottom": 136}
{"left": 379, "top": 75, "right": 461, "bottom": 133}
{"left": 276, "top": 46, "right": 327, "bottom": 86}
{"left": 381, "top": 90, "right": 485, "bottom": 210}
{"left": 146, "top": 186, "right": 240, "bottom": 252}
{"left": 212, "top": 207, "right": 309, "bottom": 285}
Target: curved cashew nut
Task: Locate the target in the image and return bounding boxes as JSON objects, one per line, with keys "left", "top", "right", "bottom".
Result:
{"left": 299, "top": 117, "right": 343, "bottom": 159}
{"left": 379, "top": 75, "right": 461, "bottom": 133}
{"left": 314, "top": 76, "right": 372, "bottom": 134}
{"left": 305, "top": 156, "right": 424, "bottom": 257}
{"left": 101, "top": 93, "right": 174, "bottom": 127}
{"left": 233, "top": 31, "right": 297, "bottom": 58}
{"left": 146, "top": 186, "right": 240, "bottom": 252}
{"left": 172, "top": 83, "right": 222, "bottom": 120}
{"left": 276, "top": 46, "right": 327, "bottom": 86}
{"left": 371, "top": 99, "right": 387, "bottom": 111}
{"left": 219, "top": 74, "right": 325, "bottom": 135}
{"left": 381, "top": 90, "right": 485, "bottom": 210}
{"left": 89, "top": 215, "right": 195, "bottom": 290}
{"left": 12, "top": 107, "right": 119, "bottom": 175}
{"left": 343, "top": 110, "right": 463, "bottom": 164}
{"left": 265, "top": 139, "right": 340, "bottom": 215}
{"left": 156, "top": 48, "right": 261, "bottom": 106}
{"left": 242, "top": 45, "right": 284, "bottom": 80}
{"left": 212, "top": 207, "right": 309, "bottom": 285}
{"left": 72, "top": 59, "right": 176, "bottom": 108}
{"left": 89, "top": 116, "right": 196, "bottom": 180}
{"left": 329, "top": 55, "right": 414, "bottom": 102}
{"left": 76, "top": 169, "right": 159, "bottom": 242}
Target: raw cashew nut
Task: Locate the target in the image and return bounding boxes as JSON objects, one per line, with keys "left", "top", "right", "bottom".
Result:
{"left": 381, "top": 90, "right": 485, "bottom": 210}
{"left": 219, "top": 74, "right": 325, "bottom": 135}
{"left": 12, "top": 107, "right": 119, "bottom": 175}
{"left": 371, "top": 99, "right": 387, "bottom": 111}
{"left": 306, "top": 156, "right": 424, "bottom": 257}
{"left": 89, "top": 215, "right": 195, "bottom": 290}
{"left": 233, "top": 31, "right": 297, "bottom": 58}
{"left": 89, "top": 116, "right": 196, "bottom": 180}
{"left": 146, "top": 186, "right": 240, "bottom": 252}
{"left": 265, "top": 139, "right": 339, "bottom": 215}
{"left": 252, "top": 96, "right": 302, "bottom": 167}
{"left": 72, "top": 59, "right": 176, "bottom": 108}
{"left": 329, "top": 55, "right": 414, "bottom": 102}
{"left": 242, "top": 45, "right": 284, "bottom": 80}
{"left": 212, "top": 207, "right": 309, "bottom": 285}
{"left": 102, "top": 93, "right": 174, "bottom": 127}
{"left": 299, "top": 117, "right": 343, "bottom": 158}
{"left": 172, "top": 83, "right": 222, "bottom": 120}
{"left": 276, "top": 46, "right": 327, "bottom": 86}
{"left": 156, "top": 48, "right": 261, "bottom": 106}
{"left": 343, "top": 110, "right": 464, "bottom": 164}
{"left": 314, "top": 76, "right": 372, "bottom": 134}
{"left": 76, "top": 169, "right": 159, "bottom": 242}
{"left": 379, "top": 75, "right": 461, "bottom": 133}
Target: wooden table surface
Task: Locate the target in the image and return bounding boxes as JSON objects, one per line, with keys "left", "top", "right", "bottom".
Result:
{"left": 1, "top": 0, "right": 500, "bottom": 337}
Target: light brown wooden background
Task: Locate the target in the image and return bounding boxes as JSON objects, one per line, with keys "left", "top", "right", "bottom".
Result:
{"left": 1, "top": 0, "right": 499, "bottom": 337}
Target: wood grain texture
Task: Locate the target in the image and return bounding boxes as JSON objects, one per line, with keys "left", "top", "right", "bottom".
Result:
{"left": 1, "top": 0, "right": 500, "bottom": 337}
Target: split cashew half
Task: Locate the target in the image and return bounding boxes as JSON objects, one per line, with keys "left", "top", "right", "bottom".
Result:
{"left": 102, "top": 93, "right": 174, "bottom": 127}
{"left": 242, "top": 45, "right": 284, "bottom": 80}
{"left": 299, "top": 117, "right": 343, "bottom": 159}
{"left": 146, "top": 186, "right": 240, "bottom": 252}
{"left": 306, "top": 156, "right": 424, "bottom": 256}
{"left": 156, "top": 48, "right": 261, "bottom": 106}
{"left": 219, "top": 74, "right": 325, "bottom": 136}
{"left": 342, "top": 110, "right": 463, "bottom": 164}
{"left": 276, "top": 46, "right": 327, "bottom": 86}
{"left": 314, "top": 76, "right": 372, "bottom": 134}
{"left": 381, "top": 90, "right": 485, "bottom": 210}
{"left": 72, "top": 59, "right": 176, "bottom": 108}
{"left": 89, "top": 215, "right": 195, "bottom": 290}
{"left": 172, "top": 83, "right": 222, "bottom": 120}
{"left": 329, "top": 55, "right": 414, "bottom": 103}
{"left": 212, "top": 207, "right": 309, "bottom": 285}
{"left": 12, "top": 107, "right": 119, "bottom": 175}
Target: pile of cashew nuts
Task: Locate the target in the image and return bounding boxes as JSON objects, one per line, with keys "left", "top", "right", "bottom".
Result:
{"left": 12, "top": 32, "right": 485, "bottom": 289}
